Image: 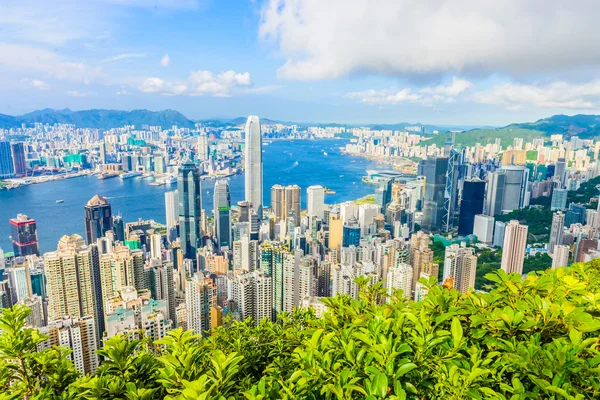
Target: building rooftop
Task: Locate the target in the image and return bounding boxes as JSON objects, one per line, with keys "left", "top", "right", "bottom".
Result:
{"left": 86, "top": 194, "right": 109, "bottom": 207}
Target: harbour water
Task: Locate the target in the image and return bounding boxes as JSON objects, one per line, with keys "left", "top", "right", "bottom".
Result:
{"left": 0, "top": 139, "right": 383, "bottom": 253}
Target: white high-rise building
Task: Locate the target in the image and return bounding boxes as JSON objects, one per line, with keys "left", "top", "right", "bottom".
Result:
{"left": 385, "top": 263, "right": 413, "bottom": 301}
{"left": 549, "top": 211, "right": 565, "bottom": 254}
{"left": 197, "top": 134, "right": 209, "bottom": 161}
{"left": 228, "top": 271, "right": 272, "bottom": 326}
{"left": 552, "top": 245, "right": 570, "bottom": 268}
{"left": 307, "top": 185, "right": 325, "bottom": 219}
{"left": 501, "top": 220, "right": 528, "bottom": 275}
{"left": 233, "top": 236, "right": 259, "bottom": 273}
{"left": 244, "top": 116, "right": 263, "bottom": 217}
{"left": 185, "top": 273, "right": 216, "bottom": 336}
{"left": 165, "top": 190, "right": 179, "bottom": 234}
{"left": 282, "top": 251, "right": 296, "bottom": 313}
{"left": 340, "top": 201, "right": 358, "bottom": 224}
{"left": 473, "top": 214, "right": 494, "bottom": 244}
{"left": 358, "top": 204, "right": 379, "bottom": 236}
{"left": 443, "top": 243, "right": 477, "bottom": 294}
{"left": 149, "top": 233, "right": 162, "bottom": 260}
{"left": 39, "top": 316, "right": 98, "bottom": 375}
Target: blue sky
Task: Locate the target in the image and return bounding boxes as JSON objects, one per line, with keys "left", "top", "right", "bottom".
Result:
{"left": 2, "top": 0, "right": 600, "bottom": 126}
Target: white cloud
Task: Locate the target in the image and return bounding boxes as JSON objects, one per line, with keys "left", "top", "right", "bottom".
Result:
{"left": 472, "top": 81, "right": 600, "bottom": 110}
{"left": 260, "top": 0, "right": 600, "bottom": 81}
{"left": 67, "top": 90, "right": 90, "bottom": 97}
{"left": 103, "top": 53, "right": 146, "bottom": 62}
{"left": 346, "top": 89, "right": 421, "bottom": 105}
{"left": 22, "top": 78, "right": 49, "bottom": 90}
{"left": 139, "top": 70, "right": 252, "bottom": 97}
{"left": 421, "top": 77, "right": 473, "bottom": 96}
{"left": 104, "top": 0, "right": 199, "bottom": 8}
{"left": 346, "top": 77, "right": 472, "bottom": 106}
{"left": 115, "top": 89, "right": 132, "bottom": 95}
{"left": 0, "top": 43, "right": 103, "bottom": 83}
{"left": 244, "top": 85, "right": 283, "bottom": 94}
{"left": 160, "top": 54, "right": 171, "bottom": 67}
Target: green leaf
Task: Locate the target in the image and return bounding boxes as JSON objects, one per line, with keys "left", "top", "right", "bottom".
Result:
{"left": 451, "top": 317, "right": 463, "bottom": 348}
{"left": 370, "top": 373, "right": 388, "bottom": 398}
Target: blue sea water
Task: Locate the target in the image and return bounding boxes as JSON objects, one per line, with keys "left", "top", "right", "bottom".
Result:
{"left": 0, "top": 139, "right": 383, "bottom": 253}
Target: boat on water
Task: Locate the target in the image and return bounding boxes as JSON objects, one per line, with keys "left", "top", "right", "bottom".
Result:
{"left": 339, "top": 175, "right": 344, "bottom": 178}
{"left": 164, "top": 175, "right": 177, "bottom": 184}
{"left": 98, "top": 173, "right": 119, "bottom": 180}
{"left": 323, "top": 151, "right": 328, "bottom": 156}
{"left": 324, "top": 188, "right": 336, "bottom": 195}
{"left": 55, "top": 199, "right": 64, "bottom": 203}
{"left": 120, "top": 171, "right": 142, "bottom": 180}
{"left": 149, "top": 181, "right": 165, "bottom": 186}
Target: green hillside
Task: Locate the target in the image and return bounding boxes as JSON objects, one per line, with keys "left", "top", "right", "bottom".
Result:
{"left": 425, "top": 127, "right": 544, "bottom": 148}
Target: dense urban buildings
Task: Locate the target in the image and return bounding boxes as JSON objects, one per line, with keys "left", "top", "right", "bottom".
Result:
{"left": 4, "top": 111, "right": 600, "bottom": 377}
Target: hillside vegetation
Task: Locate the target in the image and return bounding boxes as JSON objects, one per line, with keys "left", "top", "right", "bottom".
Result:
{"left": 425, "top": 127, "right": 544, "bottom": 148}
{"left": 1, "top": 260, "right": 600, "bottom": 399}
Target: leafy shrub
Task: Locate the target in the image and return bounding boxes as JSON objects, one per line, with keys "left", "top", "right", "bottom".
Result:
{"left": 1, "top": 260, "right": 600, "bottom": 399}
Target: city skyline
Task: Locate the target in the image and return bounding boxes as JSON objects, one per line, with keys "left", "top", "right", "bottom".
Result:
{"left": 3, "top": 1, "right": 600, "bottom": 126}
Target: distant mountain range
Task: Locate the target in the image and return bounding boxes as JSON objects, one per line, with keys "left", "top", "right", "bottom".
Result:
{"left": 510, "top": 114, "right": 600, "bottom": 139}
{"left": 2, "top": 109, "right": 600, "bottom": 140}
{"left": 0, "top": 108, "right": 196, "bottom": 130}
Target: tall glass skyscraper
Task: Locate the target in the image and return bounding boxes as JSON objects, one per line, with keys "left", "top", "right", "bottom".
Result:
{"left": 84, "top": 195, "right": 113, "bottom": 244}
{"left": 214, "top": 180, "right": 232, "bottom": 250}
{"left": 458, "top": 179, "right": 486, "bottom": 236}
{"left": 10, "top": 142, "right": 26, "bottom": 176}
{"left": 421, "top": 157, "right": 449, "bottom": 232}
{"left": 245, "top": 116, "right": 263, "bottom": 217}
{"left": 178, "top": 159, "right": 202, "bottom": 260}
{"left": 10, "top": 214, "right": 39, "bottom": 257}
{"left": 0, "top": 141, "right": 14, "bottom": 179}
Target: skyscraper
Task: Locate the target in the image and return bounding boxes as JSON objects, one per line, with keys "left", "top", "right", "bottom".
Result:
{"left": 551, "top": 188, "right": 568, "bottom": 211}
{"left": 501, "top": 166, "right": 528, "bottom": 213}
{"left": 10, "top": 142, "right": 26, "bottom": 176}
{"left": 165, "top": 190, "right": 179, "bottom": 233}
{"left": 237, "top": 201, "right": 251, "bottom": 223}
{"left": 245, "top": 116, "right": 263, "bottom": 217}
{"left": 197, "top": 134, "right": 209, "bottom": 161}
{"left": 0, "top": 141, "right": 14, "bottom": 179}
{"left": 213, "top": 180, "right": 232, "bottom": 250}
{"left": 500, "top": 220, "right": 528, "bottom": 275}
{"left": 285, "top": 184, "right": 301, "bottom": 224}
{"left": 552, "top": 245, "right": 570, "bottom": 268}
{"left": 555, "top": 158, "right": 566, "bottom": 186}
{"left": 421, "top": 157, "right": 448, "bottom": 232}
{"left": 10, "top": 214, "right": 39, "bottom": 257}
{"left": 443, "top": 243, "right": 477, "bottom": 294}
{"left": 84, "top": 195, "right": 113, "bottom": 245}
{"left": 485, "top": 170, "right": 506, "bottom": 217}
{"left": 178, "top": 160, "right": 202, "bottom": 260}
{"left": 271, "top": 184, "right": 285, "bottom": 222}
{"left": 271, "top": 184, "right": 300, "bottom": 224}
{"left": 342, "top": 216, "right": 361, "bottom": 247}
{"left": 44, "top": 235, "right": 96, "bottom": 322}
{"left": 307, "top": 185, "right": 325, "bottom": 219}
{"left": 328, "top": 211, "right": 343, "bottom": 254}
{"left": 549, "top": 211, "right": 565, "bottom": 254}
{"left": 228, "top": 270, "right": 273, "bottom": 326}
{"left": 458, "top": 179, "right": 486, "bottom": 236}
{"left": 185, "top": 272, "right": 216, "bottom": 336}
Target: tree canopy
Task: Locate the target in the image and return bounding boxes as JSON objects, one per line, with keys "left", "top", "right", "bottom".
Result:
{"left": 1, "top": 259, "right": 600, "bottom": 399}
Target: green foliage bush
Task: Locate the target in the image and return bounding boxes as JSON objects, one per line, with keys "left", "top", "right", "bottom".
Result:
{"left": 2, "top": 260, "right": 600, "bottom": 399}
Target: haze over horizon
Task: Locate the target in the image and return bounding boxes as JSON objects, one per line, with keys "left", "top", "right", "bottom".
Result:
{"left": 3, "top": 1, "right": 600, "bottom": 126}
